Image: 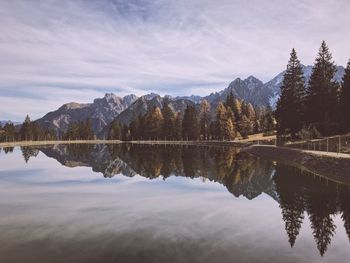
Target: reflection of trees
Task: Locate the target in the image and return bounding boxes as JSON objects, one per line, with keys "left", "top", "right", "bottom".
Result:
{"left": 3, "top": 146, "right": 14, "bottom": 154}
{"left": 20, "top": 146, "right": 39, "bottom": 163}
{"left": 274, "top": 164, "right": 350, "bottom": 256}
{"left": 340, "top": 191, "right": 350, "bottom": 242}
{"left": 65, "top": 144, "right": 95, "bottom": 160}
{"left": 113, "top": 144, "right": 275, "bottom": 202}
{"left": 306, "top": 186, "right": 337, "bottom": 256}
{"left": 23, "top": 142, "right": 350, "bottom": 255}
{"left": 274, "top": 165, "right": 305, "bottom": 247}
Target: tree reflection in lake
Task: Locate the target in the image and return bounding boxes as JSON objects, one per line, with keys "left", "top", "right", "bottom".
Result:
{"left": 275, "top": 164, "right": 350, "bottom": 256}
{"left": 4, "top": 143, "right": 350, "bottom": 256}
{"left": 2, "top": 146, "right": 14, "bottom": 154}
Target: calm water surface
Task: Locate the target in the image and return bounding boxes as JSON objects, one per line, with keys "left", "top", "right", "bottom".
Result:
{"left": 0, "top": 144, "right": 349, "bottom": 263}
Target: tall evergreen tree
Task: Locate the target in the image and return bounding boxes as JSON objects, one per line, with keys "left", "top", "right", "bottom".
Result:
{"left": 161, "top": 103, "right": 175, "bottom": 140}
{"left": 275, "top": 48, "right": 305, "bottom": 138}
{"left": 144, "top": 107, "right": 164, "bottom": 140}
{"left": 108, "top": 120, "right": 123, "bottom": 140}
{"left": 122, "top": 124, "right": 131, "bottom": 141}
{"left": 20, "top": 115, "right": 33, "bottom": 141}
{"left": 340, "top": 60, "right": 350, "bottom": 132}
{"left": 261, "top": 106, "right": 275, "bottom": 134}
{"left": 64, "top": 119, "right": 95, "bottom": 140}
{"left": 2, "top": 123, "right": 17, "bottom": 142}
{"left": 199, "top": 99, "right": 211, "bottom": 140}
{"left": 129, "top": 115, "right": 141, "bottom": 140}
{"left": 173, "top": 112, "right": 183, "bottom": 140}
{"left": 182, "top": 105, "right": 199, "bottom": 140}
{"left": 305, "top": 41, "right": 340, "bottom": 135}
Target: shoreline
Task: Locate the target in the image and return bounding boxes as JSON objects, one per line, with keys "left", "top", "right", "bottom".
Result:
{"left": 0, "top": 140, "right": 122, "bottom": 148}
{"left": 0, "top": 133, "right": 276, "bottom": 148}
{"left": 244, "top": 145, "right": 350, "bottom": 185}
{"left": 2, "top": 139, "right": 349, "bottom": 185}
{"left": 0, "top": 139, "right": 252, "bottom": 148}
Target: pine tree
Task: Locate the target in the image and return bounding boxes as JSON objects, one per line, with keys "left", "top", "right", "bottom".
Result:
{"left": 122, "top": 124, "right": 131, "bottom": 141}
{"left": 63, "top": 119, "right": 95, "bottom": 140}
{"left": 305, "top": 41, "right": 340, "bottom": 135}
{"left": 161, "top": 103, "right": 175, "bottom": 140}
{"left": 144, "top": 107, "right": 164, "bottom": 140}
{"left": 276, "top": 49, "right": 306, "bottom": 138}
{"left": 20, "top": 115, "right": 32, "bottom": 141}
{"left": 261, "top": 106, "right": 275, "bottom": 134}
{"left": 199, "top": 99, "right": 211, "bottom": 140}
{"left": 173, "top": 112, "right": 183, "bottom": 140}
{"left": 83, "top": 118, "right": 94, "bottom": 140}
{"left": 340, "top": 60, "right": 350, "bottom": 132}
{"left": 108, "top": 120, "right": 122, "bottom": 140}
{"left": 2, "top": 123, "right": 16, "bottom": 142}
{"left": 182, "top": 105, "right": 199, "bottom": 140}
{"left": 129, "top": 115, "right": 141, "bottom": 140}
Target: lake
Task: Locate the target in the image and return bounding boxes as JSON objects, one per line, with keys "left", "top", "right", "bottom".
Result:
{"left": 0, "top": 144, "right": 349, "bottom": 263}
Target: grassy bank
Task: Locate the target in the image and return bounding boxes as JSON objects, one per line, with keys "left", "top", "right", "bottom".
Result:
{"left": 245, "top": 145, "right": 350, "bottom": 185}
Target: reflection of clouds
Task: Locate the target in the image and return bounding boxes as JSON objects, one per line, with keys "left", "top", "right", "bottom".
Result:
{"left": 1, "top": 0, "right": 350, "bottom": 120}
{"left": 0, "top": 148, "right": 349, "bottom": 262}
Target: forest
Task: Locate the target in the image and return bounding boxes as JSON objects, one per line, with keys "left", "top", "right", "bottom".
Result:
{"left": 1, "top": 41, "right": 349, "bottom": 143}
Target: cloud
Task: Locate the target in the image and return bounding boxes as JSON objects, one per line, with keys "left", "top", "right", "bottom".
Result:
{"left": 0, "top": 0, "right": 350, "bottom": 120}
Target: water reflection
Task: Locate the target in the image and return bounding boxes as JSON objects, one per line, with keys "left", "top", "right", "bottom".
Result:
{"left": 1, "top": 143, "right": 350, "bottom": 258}
{"left": 37, "top": 144, "right": 277, "bottom": 200}
{"left": 275, "top": 164, "right": 350, "bottom": 256}
{"left": 1, "top": 146, "right": 14, "bottom": 154}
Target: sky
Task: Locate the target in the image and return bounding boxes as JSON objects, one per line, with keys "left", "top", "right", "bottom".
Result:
{"left": 0, "top": 0, "right": 350, "bottom": 121}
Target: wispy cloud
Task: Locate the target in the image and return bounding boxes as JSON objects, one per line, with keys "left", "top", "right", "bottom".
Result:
{"left": 1, "top": 0, "right": 350, "bottom": 120}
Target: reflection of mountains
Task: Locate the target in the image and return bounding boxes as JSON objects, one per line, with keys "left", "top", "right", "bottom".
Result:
{"left": 38, "top": 144, "right": 137, "bottom": 178}
{"left": 37, "top": 144, "right": 278, "bottom": 201}
{"left": 18, "top": 144, "right": 350, "bottom": 256}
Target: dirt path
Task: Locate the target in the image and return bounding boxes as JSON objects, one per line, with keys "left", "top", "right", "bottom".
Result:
{"left": 303, "top": 149, "right": 350, "bottom": 159}
{"left": 252, "top": 144, "right": 350, "bottom": 159}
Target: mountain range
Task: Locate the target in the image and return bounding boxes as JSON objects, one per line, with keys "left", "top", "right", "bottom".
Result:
{"left": 0, "top": 120, "right": 20, "bottom": 127}
{"left": 34, "top": 65, "right": 345, "bottom": 137}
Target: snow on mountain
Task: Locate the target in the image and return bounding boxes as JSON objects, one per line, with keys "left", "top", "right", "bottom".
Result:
{"left": 266, "top": 65, "right": 345, "bottom": 108}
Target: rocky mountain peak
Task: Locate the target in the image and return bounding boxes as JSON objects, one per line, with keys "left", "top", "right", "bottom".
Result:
{"left": 246, "top": 75, "right": 262, "bottom": 84}
{"left": 61, "top": 102, "right": 90, "bottom": 110}
{"left": 104, "top": 93, "right": 119, "bottom": 103}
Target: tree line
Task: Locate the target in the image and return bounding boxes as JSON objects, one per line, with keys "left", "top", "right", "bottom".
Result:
{"left": 108, "top": 94, "right": 275, "bottom": 141}
{"left": 276, "top": 41, "right": 350, "bottom": 141}
{"left": 0, "top": 115, "right": 95, "bottom": 142}
{"left": 0, "top": 115, "right": 56, "bottom": 142}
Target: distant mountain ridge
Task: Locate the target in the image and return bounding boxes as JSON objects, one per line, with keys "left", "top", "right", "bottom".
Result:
{"left": 31, "top": 64, "right": 345, "bottom": 137}
{"left": 36, "top": 93, "right": 138, "bottom": 136}
{"left": 0, "top": 120, "right": 20, "bottom": 126}
{"left": 265, "top": 65, "right": 345, "bottom": 108}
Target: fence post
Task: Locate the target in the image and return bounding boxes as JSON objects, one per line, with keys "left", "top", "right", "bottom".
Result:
{"left": 339, "top": 136, "right": 341, "bottom": 154}
{"left": 327, "top": 138, "right": 329, "bottom": 153}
